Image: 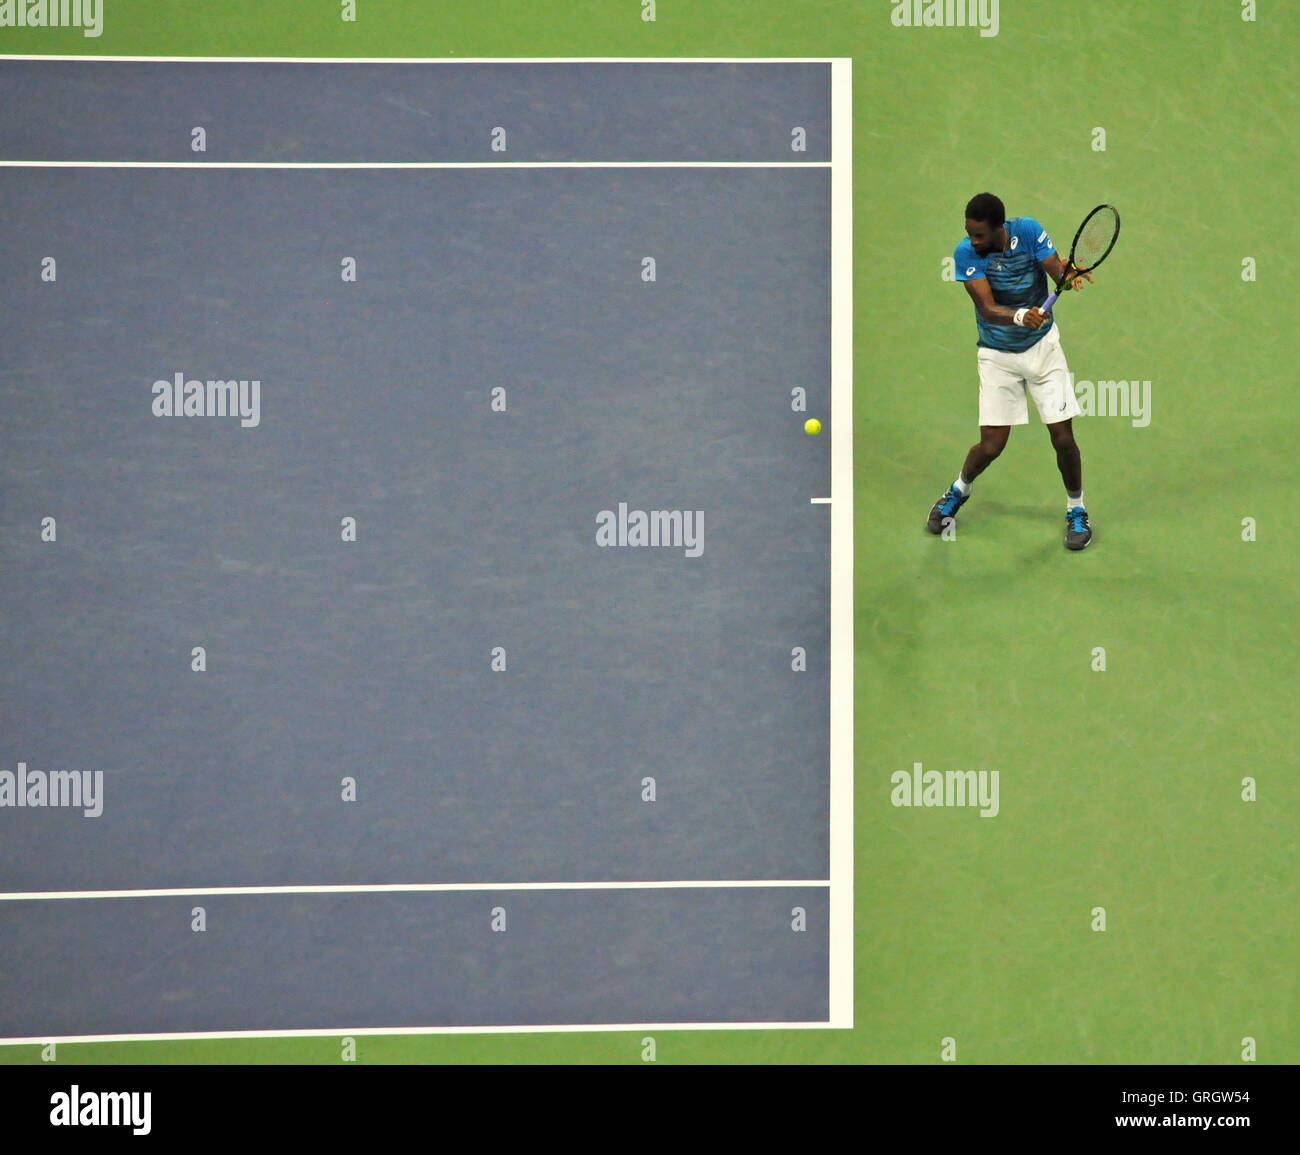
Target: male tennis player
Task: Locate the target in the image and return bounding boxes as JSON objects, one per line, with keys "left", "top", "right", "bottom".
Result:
{"left": 927, "top": 192, "right": 1093, "bottom": 549}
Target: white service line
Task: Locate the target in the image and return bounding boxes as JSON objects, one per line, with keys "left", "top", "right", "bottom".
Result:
{"left": 0, "top": 879, "right": 830, "bottom": 901}
{"left": 0, "top": 55, "right": 848, "bottom": 63}
{"left": 0, "top": 160, "right": 829, "bottom": 169}
{"left": 2, "top": 1019, "right": 837, "bottom": 1047}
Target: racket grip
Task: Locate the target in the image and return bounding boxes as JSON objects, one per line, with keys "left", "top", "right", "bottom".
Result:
{"left": 1041, "top": 291, "right": 1059, "bottom": 312}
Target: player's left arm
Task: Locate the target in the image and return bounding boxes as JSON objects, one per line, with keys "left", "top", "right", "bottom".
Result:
{"left": 1041, "top": 251, "right": 1092, "bottom": 292}
{"left": 1029, "top": 219, "right": 1092, "bottom": 293}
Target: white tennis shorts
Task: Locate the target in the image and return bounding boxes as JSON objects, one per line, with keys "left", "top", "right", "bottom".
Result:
{"left": 976, "top": 323, "right": 1081, "bottom": 427}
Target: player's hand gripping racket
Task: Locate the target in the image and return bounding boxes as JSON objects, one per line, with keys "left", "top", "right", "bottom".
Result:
{"left": 1042, "top": 204, "right": 1120, "bottom": 311}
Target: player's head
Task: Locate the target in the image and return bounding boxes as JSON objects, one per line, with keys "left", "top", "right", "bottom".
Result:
{"left": 965, "top": 192, "right": 1007, "bottom": 256}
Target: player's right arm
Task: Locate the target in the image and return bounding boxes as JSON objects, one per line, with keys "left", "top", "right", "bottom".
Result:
{"left": 962, "top": 277, "right": 1047, "bottom": 330}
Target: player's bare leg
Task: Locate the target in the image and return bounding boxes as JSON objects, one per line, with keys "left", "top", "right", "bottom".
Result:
{"left": 1047, "top": 418, "right": 1092, "bottom": 549}
{"left": 926, "top": 425, "right": 1010, "bottom": 534}
{"left": 1046, "top": 418, "right": 1081, "bottom": 494}
{"left": 962, "top": 424, "right": 1011, "bottom": 484}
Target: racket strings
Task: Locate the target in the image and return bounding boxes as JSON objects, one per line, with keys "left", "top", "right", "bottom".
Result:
{"left": 1075, "top": 208, "right": 1119, "bottom": 269}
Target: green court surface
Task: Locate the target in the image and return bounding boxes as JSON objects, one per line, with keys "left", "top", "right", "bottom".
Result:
{"left": 1, "top": 0, "right": 1295, "bottom": 1065}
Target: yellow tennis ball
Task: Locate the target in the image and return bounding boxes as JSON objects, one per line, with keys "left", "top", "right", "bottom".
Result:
{"left": 804, "top": 418, "right": 821, "bottom": 435}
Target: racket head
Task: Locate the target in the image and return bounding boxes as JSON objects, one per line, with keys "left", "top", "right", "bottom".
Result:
{"left": 1068, "top": 204, "right": 1121, "bottom": 272}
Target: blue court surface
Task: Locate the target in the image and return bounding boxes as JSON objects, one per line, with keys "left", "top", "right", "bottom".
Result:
{"left": 0, "top": 58, "right": 852, "bottom": 1040}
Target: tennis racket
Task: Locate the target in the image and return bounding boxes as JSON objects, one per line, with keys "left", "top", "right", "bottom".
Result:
{"left": 1042, "top": 203, "right": 1120, "bottom": 311}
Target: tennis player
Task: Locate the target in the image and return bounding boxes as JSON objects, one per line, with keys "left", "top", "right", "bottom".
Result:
{"left": 927, "top": 192, "right": 1093, "bottom": 549}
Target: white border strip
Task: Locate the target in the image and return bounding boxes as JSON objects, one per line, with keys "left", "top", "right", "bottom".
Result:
{"left": 0, "top": 880, "right": 828, "bottom": 902}
{"left": 827, "top": 57, "right": 854, "bottom": 1032}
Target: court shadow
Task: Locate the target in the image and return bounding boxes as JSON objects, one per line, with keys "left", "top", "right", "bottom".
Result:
{"left": 975, "top": 498, "right": 1053, "bottom": 521}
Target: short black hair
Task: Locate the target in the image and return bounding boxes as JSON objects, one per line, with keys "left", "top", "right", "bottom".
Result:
{"left": 965, "top": 192, "right": 1005, "bottom": 227}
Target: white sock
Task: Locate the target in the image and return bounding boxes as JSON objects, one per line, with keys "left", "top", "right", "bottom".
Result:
{"left": 1067, "top": 491, "right": 1084, "bottom": 510}
{"left": 954, "top": 475, "right": 970, "bottom": 496}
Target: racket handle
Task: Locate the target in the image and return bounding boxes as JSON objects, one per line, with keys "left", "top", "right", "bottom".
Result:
{"left": 1041, "top": 291, "right": 1059, "bottom": 312}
